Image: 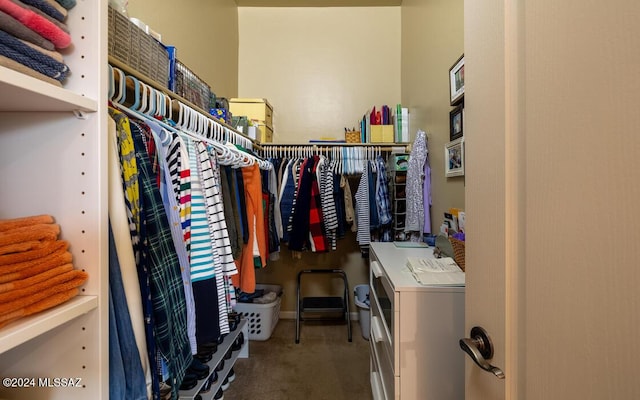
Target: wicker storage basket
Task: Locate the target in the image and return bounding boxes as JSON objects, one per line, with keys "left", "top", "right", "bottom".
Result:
{"left": 108, "top": 6, "right": 170, "bottom": 88}
{"left": 449, "top": 237, "right": 466, "bottom": 272}
{"left": 345, "top": 131, "right": 361, "bottom": 143}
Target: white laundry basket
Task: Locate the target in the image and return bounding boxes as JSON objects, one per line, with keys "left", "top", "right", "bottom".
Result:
{"left": 233, "top": 284, "right": 282, "bottom": 341}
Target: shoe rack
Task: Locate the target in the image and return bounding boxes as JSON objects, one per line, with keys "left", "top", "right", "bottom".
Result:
{"left": 179, "top": 318, "right": 249, "bottom": 400}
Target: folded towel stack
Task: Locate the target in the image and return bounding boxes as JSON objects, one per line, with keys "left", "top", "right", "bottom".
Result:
{"left": 0, "top": 0, "right": 75, "bottom": 86}
{"left": 0, "top": 214, "right": 88, "bottom": 329}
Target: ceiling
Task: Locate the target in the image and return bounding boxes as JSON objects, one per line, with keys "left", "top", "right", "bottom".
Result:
{"left": 234, "top": 0, "right": 401, "bottom": 6}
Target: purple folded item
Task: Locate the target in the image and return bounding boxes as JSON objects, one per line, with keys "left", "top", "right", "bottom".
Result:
{"left": 0, "top": 54, "right": 61, "bottom": 86}
{"left": 0, "top": 0, "right": 71, "bottom": 49}
{"left": 0, "top": 42, "right": 68, "bottom": 81}
{"left": 18, "top": 0, "right": 63, "bottom": 21}
{"left": 0, "top": 10, "right": 54, "bottom": 50}
{"left": 10, "top": 0, "right": 69, "bottom": 33}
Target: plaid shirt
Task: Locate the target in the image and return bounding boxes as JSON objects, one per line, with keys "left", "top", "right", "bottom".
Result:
{"left": 375, "top": 156, "right": 392, "bottom": 226}
{"left": 130, "top": 122, "right": 192, "bottom": 399}
{"left": 109, "top": 109, "right": 160, "bottom": 399}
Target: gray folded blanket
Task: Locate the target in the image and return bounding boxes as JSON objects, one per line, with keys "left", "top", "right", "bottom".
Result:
{"left": 0, "top": 9, "right": 54, "bottom": 50}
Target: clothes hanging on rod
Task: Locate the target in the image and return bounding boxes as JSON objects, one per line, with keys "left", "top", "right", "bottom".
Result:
{"left": 107, "top": 65, "right": 277, "bottom": 399}
{"left": 265, "top": 144, "right": 394, "bottom": 257}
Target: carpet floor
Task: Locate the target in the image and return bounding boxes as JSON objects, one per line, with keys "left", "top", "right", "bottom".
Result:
{"left": 223, "top": 318, "right": 372, "bottom": 400}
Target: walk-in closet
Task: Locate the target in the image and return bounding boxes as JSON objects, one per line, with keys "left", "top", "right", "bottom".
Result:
{"left": 10, "top": 1, "right": 638, "bottom": 400}
{"left": 0, "top": 0, "right": 466, "bottom": 399}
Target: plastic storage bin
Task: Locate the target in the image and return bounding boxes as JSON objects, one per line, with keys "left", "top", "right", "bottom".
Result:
{"left": 354, "top": 284, "right": 370, "bottom": 340}
{"left": 233, "top": 284, "right": 282, "bottom": 341}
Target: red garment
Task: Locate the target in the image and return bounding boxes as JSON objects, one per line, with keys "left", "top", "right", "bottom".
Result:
{"left": 308, "top": 156, "right": 327, "bottom": 252}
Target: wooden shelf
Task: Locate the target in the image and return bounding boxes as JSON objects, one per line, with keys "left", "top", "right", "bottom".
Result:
{"left": 0, "top": 66, "right": 98, "bottom": 113}
{"left": 0, "top": 295, "right": 98, "bottom": 354}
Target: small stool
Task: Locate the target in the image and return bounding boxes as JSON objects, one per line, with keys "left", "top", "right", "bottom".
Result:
{"left": 295, "top": 269, "right": 352, "bottom": 344}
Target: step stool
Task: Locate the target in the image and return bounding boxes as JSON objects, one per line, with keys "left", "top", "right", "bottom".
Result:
{"left": 295, "top": 269, "right": 352, "bottom": 344}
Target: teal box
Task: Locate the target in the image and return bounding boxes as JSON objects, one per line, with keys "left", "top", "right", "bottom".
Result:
{"left": 392, "top": 154, "right": 410, "bottom": 171}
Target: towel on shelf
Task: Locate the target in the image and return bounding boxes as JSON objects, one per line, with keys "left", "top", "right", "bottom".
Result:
{"left": 0, "top": 287, "right": 80, "bottom": 328}
{"left": 0, "top": 263, "right": 73, "bottom": 293}
{"left": 0, "top": 0, "right": 71, "bottom": 48}
{"left": 0, "top": 214, "right": 54, "bottom": 232}
{"left": 0, "top": 30, "right": 69, "bottom": 81}
{"left": 53, "top": 0, "right": 74, "bottom": 10}
{"left": 20, "top": 37, "right": 62, "bottom": 62}
{"left": 0, "top": 240, "right": 45, "bottom": 256}
{"left": 0, "top": 10, "right": 54, "bottom": 50}
{"left": 0, "top": 54, "right": 61, "bottom": 85}
{"left": 0, "top": 247, "right": 73, "bottom": 283}
{"left": 0, "top": 214, "right": 89, "bottom": 329}
{"left": 0, "top": 223, "right": 60, "bottom": 247}
{"left": 0, "top": 42, "right": 68, "bottom": 81}
{"left": 0, "top": 269, "right": 87, "bottom": 313}
{"left": 43, "top": 0, "right": 66, "bottom": 16}
{"left": 16, "top": 0, "right": 64, "bottom": 21}
{"left": 0, "top": 239, "right": 68, "bottom": 266}
{"left": 10, "top": 0, "right": 69, "bottom": 33}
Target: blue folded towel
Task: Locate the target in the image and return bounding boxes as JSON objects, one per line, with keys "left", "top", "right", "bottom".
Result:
{"left": 54, "top": 0, "right": 74, "bottom": 10}
{"left": 0, "top": 31, "right": 69, "bottom": 81}
{"left": 19, "top": 0, "right": 64, "bottom": 21}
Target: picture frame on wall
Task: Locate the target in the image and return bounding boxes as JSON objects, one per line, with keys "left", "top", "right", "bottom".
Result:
{"left": 449, "top": 104, "right": 464, "bottom": 140}
{"left": 445, "top": 137, "right": 465, "bottom": 177}
{"left": 449, "top": 54, "right": 465, "bottom": 106}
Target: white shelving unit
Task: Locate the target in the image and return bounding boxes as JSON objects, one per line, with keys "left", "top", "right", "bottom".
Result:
{"left": 0, "top": 1, "right": 108, "bottom": 399}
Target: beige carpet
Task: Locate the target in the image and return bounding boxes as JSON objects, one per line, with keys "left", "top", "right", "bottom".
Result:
{"left": 224, "top": 318, "right": 372, "bottom": 400}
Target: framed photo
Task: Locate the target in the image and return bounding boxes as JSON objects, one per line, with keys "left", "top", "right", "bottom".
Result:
{"left": 449, "top": 54, "right": 465, "bottom": 106}
{"left": 445, "top": 138, "right": 465, "bottom": 177}
{"left": 449, "top": 104, "right": 464, "bottom": 140}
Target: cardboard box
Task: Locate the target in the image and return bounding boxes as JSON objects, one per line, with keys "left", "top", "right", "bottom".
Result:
{"left": 370, "top": 125, "right": 394, "bottom": 143}
{"left": 229, "top": 98, "right": 273, "bottom": 128}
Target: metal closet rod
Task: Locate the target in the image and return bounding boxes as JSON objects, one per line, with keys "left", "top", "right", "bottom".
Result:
{"left": 108, "top": 56, "right": 262, "bottom": 150}
{"left": 260, "top": 143, "right": 408, "bottom": 152}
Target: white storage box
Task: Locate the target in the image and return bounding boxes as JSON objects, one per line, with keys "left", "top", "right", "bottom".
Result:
{"left": 233, "top": 284, "right": 282, "bottom": 341}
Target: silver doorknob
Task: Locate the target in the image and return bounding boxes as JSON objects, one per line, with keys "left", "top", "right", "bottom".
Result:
{"left": 459, "top": 326, "right": 505, "bottom": 379}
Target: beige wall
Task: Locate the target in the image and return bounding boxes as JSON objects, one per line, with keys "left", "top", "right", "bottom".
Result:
{"left": 237, "top": 7, "right": 401, "bottom": 142}
{"left": 401, "top": 0, "right": 464, "bottom": 232}
{"left": 126, "top": 0, "right": 239, "bottom": 99}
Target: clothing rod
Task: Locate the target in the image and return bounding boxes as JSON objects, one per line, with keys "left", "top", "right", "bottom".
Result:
{"left": 108, "top": 56, "right": 261, "bottom": 151}
{"left": 260, "top": 143, "right": 408, "bottom": 152}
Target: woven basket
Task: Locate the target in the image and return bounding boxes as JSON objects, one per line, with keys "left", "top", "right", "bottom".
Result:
{"left": 345, "top": 131, "right": 361, "bottom": 143}
{"left": 108, "top": 6, "right": 170, "bottom": 87}
{"left": 449, "top": 237, "right": 466, "bottom": 272}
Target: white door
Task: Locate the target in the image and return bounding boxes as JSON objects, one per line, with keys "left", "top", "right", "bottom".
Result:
{"left": 464, "top": 0, "right": 640, "bottom": 399}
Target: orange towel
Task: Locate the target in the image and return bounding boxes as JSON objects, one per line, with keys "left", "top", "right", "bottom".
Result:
{"left": 0, "top": 240, "right": 45, "bottom": 256}
{"left": 0, "top": 288, "right": 80, "bottom": 329}
{"left": 0, "top": 270, "right": 87, "bottom": 316}
{"left": 0, "top": 214, "right": 54, "bottom": 233}
{"left": 0, "top": 240, "right": 68, "bottom": 266}
{"left": 0, "top": 247, "right": 72, "bottom": 283}
{"left": 0, "top": 263, "right": 73, "bottom": 293}
{"left": 0, "top": 223, "right": 60, "bottom": 247}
